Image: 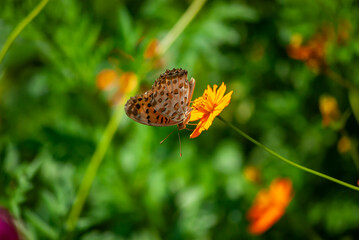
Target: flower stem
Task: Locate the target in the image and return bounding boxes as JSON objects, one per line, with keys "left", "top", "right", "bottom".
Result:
{"left": 65, "top": 97, "right": 127, "bottom": 232}
{"left": 218, "top": 116, "right": 359, "bottom": 191}
{"left": 0, "top": 0, "right": 49, "bottom": 65}
{"left": 158, "top": 0, "right": 207, "bottom": 55}
{"left": 323, "top": 68, "right": 359, "bottom": 92}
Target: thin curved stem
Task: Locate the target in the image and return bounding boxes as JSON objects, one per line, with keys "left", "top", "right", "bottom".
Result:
{"left": 0, "top": 0, "right": 49, "bottom": 64}
{"left": 65, "top": 97, "right": 127, "bottom": 232}
{"left": 158, "top": 0, "right": 207, "bottom": 55}
{"left": 323, "top": 67, "right": 359, "bottom": 92}
{"left": 218, "top": 116, "right": 359, "bottom": 192}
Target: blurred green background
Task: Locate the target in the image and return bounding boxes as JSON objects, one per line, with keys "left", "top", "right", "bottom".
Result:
{"left": 1, "top": 0, "right": 359, "bottom": 239}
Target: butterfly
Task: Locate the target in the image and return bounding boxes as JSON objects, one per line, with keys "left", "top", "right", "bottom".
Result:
{"left": 125, "top": 68, "right": 195, "bottom": 130}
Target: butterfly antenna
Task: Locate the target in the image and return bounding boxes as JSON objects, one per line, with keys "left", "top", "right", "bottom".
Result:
{"left": 178, "top": 130, "right": 182, "bottom": 157}
{"left": 160, "top": 129, "right": 175, "bottom": 144}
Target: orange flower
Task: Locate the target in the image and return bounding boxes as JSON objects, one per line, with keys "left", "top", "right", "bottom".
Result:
{"left": 287, "top": 32, "right": 328, "bottom": 72}
{"left": 143, "top": 38, "right": 164, "bottom": 68}
{"left": 96, "top": 69, "right": 119, "bottom": 90}
{"left": 111, "top": 72, "right": 138, "bottom": 104}
{"left": 118, "top": 72, "right": 138, "bottom": 94}
{"left": 96, "top": 69, "right": 138, "bottom": 105}
{"left": 247, "top": 178, "right": 293, "bottom": 235}
{"left": 189, "top": 83, "right": 233, "bottom": 138}
{"left": 319, "top": 95, "right": 341, "bottom": 127}
{"left": 144, "top": 39, "right": 159, "bottom": 59}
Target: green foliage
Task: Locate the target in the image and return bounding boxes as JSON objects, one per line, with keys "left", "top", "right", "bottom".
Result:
{"left": 1, "top": 0, "right": 359, "bottom": 239}
{"left": 308, "top": 197, "right": 359, "bottom": 235}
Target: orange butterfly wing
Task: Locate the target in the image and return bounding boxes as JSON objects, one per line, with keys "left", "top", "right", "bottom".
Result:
{"left": 125, "top": 89, "right": 178, "bottom": 126}
{"left": 151, "top": 69, "right": 195, "bottom": 123}
{"left": 125, "top": 68, "right": 195, "bottom": 128}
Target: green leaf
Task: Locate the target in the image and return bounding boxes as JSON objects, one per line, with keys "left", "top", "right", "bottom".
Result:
{"left": 4, "top": 143, "right": 19, "bottom": 173}
{"left": 308, "top": 198, "right": 359, "bottom": 234}
{"left": 24, "top": 210, "right": 58, "bottom": 239}
{"left": 25, "top": 150, "right": 46, "bottom": 179}
{"left": 209, "top": 3, "right": 259, "bottom": 22}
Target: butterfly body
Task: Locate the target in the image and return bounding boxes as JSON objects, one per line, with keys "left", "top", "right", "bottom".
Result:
{"left": 125, "top": 68, "right": 195, "bottom": 130}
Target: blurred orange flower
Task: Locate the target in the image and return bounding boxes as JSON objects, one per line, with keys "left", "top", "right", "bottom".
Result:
{"left": 96, "top": 69, "right": 119, "bottom": 90}
{"left": 144, "top": 39, "right": 159, "bottom": 59}
{"left": 319, "top": 95, "right": 341, "bottom": 127}
{"left": 96, "top": 69, "right": 138, "bottom": 105}
{"left": 337, "top": 135, "right": 351, "bottom": 153}
{"left": 189, "top": 83, "right": 233, "bottom": 138}
{"left": 111, "top": 72, "right": 138, "bottom": 104}
{"left": 143, "top": 38, "right": 164, "bottom": 68}
{"left": 287, "top": 32, "right": 328, "bottom": 72}
{"left": 243, "top": 165, "right": 261, "bottom": 184}
{"left": 247, "top": 178, "right": 293, "bottom": 235}
{"left": 119, "top": 72, "right": 138, "bottom": 94}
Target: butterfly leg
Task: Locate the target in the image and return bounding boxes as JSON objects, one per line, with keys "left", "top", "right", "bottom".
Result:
{"left": 160, "top": 129, "right": 176, "bottom": 144}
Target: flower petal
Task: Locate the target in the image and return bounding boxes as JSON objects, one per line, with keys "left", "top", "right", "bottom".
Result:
{"left": 190, "top": 117, "right": 207, "bottom": 138}
{"left": 190, "top": 110, "right": 205, "bottom": 121}
{"left": 216, "top": 91, "right": 233, "bottom": 109}
{"left": 189, "top": 125, "right": 202, "bottom": 138}
{"left": 211, "top": 84, "right": 218, "bottom": 96}
{"left": 215, "top": 82, "right": 226, "bottom": 103}
{"left": 202, "top": 112, "right": 216, "bottom": 130}
{"left": 96, "top": 69, "right": 118, "bottom": 90}
{"left": 247, "top": 178, "right": 293, "bottom": 235}
{"left": 213, "top": 91, "right": 233, "bottom": 117}
{"left": 248, "top": 207, "right": 285, "bottom": 235}
{"left": 206, "top": 85, "right": 216, "bottom": 107}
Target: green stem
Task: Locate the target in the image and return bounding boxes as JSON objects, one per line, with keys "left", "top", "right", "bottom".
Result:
{"left": 158, "top": 0, "right": 207, "bottom": 55}
{"left": 218, "top": 116, "right": 359, "bottom": 192}
{"left": 0, "top": 0, "right": 49, "bottom": 65}
{"left": 324, "top": 68, "right": 359, "bottom": 92}
{"left": 65, "top": 99, "right": 126, "bottom": 232}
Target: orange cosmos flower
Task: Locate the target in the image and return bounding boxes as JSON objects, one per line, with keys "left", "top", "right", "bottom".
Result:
{"left": 143, "top": 38, "right": 165, "bottom": 68}
{"left": 287, "top": 32, "right": 328, "bottom": 72}
{"left": 144, "top": 39, "right": 159, "bottom": 59}
{"left": 247, "top": 178, "right": 293, "bottom": 235}
{"left": 110, "top": 72, "right": 138, "bottom": 104}
{"left": 189, "top": 83, "right": 233, "bottom": 138}
{"left": 96, "top": 69, "right": 119, "bottom": 90}
{"left": 96, "top": 69, "right": 138, "bottom": 105}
